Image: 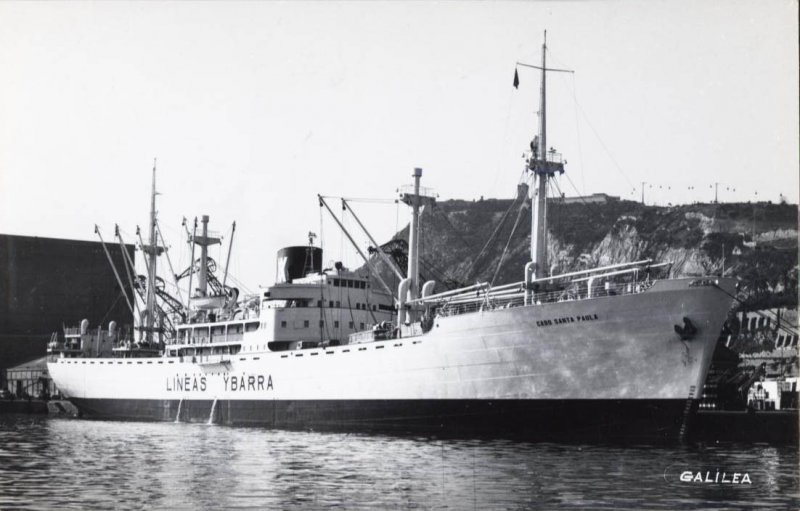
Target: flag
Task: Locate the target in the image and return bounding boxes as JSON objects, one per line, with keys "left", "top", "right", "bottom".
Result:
{"left": 513, "top": 68, "right": 519, "bottom": 89}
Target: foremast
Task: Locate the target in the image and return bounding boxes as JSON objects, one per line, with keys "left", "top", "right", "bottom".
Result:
{"left": 521, "top": 32, "right": 571, "bottom": 284}
{"left": 139, "top": 160, "right": 166, "bottom": 343}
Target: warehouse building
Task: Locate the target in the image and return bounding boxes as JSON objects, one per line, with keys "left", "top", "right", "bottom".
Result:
{"left": 0, "top": 234, "right": 134, "bottom": 395}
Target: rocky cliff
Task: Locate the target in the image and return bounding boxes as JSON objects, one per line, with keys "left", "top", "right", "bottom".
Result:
{"left": 386, "top": 198, "right": 797, "bottom": 309}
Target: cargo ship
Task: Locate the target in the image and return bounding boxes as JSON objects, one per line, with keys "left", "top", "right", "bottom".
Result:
{"left": 47, "top": 37, "right": 736, "bottom": 442}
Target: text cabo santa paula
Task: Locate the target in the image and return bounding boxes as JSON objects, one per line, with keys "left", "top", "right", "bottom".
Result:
{"left": 166, "top": 373, "right": 274, "bottom": 392}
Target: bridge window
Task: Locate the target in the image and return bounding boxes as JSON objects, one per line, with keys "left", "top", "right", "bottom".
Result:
{"left": 334, "top": 321, "right": 339, "bottom": 328}
{"left": 303, "top": 320, "right": 309, "bottom": 328}
{"left": 280, "top": 321, "right": 287, "bottom": 328}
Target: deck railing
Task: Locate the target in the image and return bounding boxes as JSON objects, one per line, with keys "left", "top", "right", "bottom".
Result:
{"left": 398, "top": 184, "right": 438, "bottom": 200}
{"left": 435, "top": 280, "right": 656, "bottom": 319}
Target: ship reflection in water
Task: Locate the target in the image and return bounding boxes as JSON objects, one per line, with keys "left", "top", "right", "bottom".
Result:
{"left": 0, "top": 415, "right": 797, "bottom": 510}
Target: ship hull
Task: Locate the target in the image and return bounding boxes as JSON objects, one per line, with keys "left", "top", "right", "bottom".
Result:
{"left": 70, "top": 397, "right": 688, "bottom": 442}
{"left": 49, "top": 278, "right": 736, "bottom": 442}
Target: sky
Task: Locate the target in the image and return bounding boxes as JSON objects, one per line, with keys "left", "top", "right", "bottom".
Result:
{"left": 0, "top": 1, "right": 797, "bottom": 290}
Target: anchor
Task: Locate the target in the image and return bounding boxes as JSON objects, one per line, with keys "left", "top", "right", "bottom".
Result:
{"left": 674, "top": 317, "right": 697, "bottom": 340}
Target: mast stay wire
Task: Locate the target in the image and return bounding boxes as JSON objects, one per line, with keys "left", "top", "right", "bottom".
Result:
{"left": 546, "top": 48, "right": 636, "bottom": 192}
{"left": 431, "top": 206, "right": 473, "bottom": 251}
{"left": 490, "top": 192, "right": 529, "bottom": 287}
{"left": 317, "top": 203, "right": 327, "bottom": 342}
{"left": 415, "top": 211, "right": 459, "bottom": 290}
{"left": 567, "top": 79, "right": 636, "bottom": 191}
{"left": 570, "top": 73, "right": 586, "bottom": 194}
{"left": 546, "top": 48, "right": 587, "bottom": 196}
{"left": 550, "top": 171, "right": 616, "bottom": 248}
{"left": 462, "top": 187, "right": 522, "bottom": 281}
{"left": 393, "top": 199, "right": 400, "bottom": 293}
{"left": 340, "top": 200, "right": 346, "bottom": 269}
{"left": 416, "top": 211, "right": 460, "bottom": 290}
{"left": 560, "top": 170, "right": 612, "bottom": 218}
{"left": 224, "top": 273, "right": 252, "bottom": 297}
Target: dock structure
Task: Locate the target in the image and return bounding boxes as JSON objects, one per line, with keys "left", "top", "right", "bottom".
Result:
{"left": 0, "top": 234, "right": 133, "bottom": 396}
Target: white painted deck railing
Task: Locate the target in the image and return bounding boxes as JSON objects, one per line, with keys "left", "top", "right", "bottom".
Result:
{"left": 435, "top": 280, "right": 656, "bottom": 318}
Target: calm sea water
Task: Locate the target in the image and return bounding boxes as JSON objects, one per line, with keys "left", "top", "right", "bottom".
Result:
{"left": 0, "top": 414, "right": 797, "bottom": 510}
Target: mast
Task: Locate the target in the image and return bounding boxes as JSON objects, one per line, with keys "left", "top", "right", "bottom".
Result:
{"left": 194, "top": 215, "right": 221, "bottom": 297}
{"left": 185, "top": 217, "right": 197, "bottom": 310}
{"left": 523, "top": 32, "right": 569, "bottom": 280}
{"left": 530, "top": 34, "right": 548, "bottom": 279}
{"left": 407, "top": 168, "right": 422, "bottom": 299}
{"left": 140, "top": 160, "right": 165, "bottom": 342}
{"left": 398, "top": 168, "right": 436, "bottom": 319}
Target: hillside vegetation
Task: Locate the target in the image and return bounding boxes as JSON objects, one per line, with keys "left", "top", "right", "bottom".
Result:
{"left": 385, "top": 198, "right": 797, "bottom": 310}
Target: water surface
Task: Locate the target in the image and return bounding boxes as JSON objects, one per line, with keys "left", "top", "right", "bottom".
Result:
{"left": 0, "top": 415, "right": 797, "bottom": 510}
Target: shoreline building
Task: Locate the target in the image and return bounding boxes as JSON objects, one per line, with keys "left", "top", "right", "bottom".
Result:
{"left": 0, "top": 234, "right": 133, "bottom": 395}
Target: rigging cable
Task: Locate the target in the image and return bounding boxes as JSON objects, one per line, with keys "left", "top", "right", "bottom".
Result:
{"left": 346, "top": 294, "right": 358, "bottom": 334}
{"left": 490, "top": 194, "right": 530, "bottom": 287}
{"left": 362, "top": 283, "right": 379, "bottom": 325}
{"left": 569, "top": 73, "right": 587, "bottom": 194}
{"left": 97, "top": 291, "right": 124, "bottom": 329}
{"left": 570, "top": 87, "right": 635, "bottom": 191}
{"left": 416, "top": 209, "right": 454, "bottom": 289}
{"left": 393, "top": 198, "right": 400, "bottom": 295}
{"left": 156, "top": 222, "right": 184, "bottom": 304}
{"left": 560, "top": 170, "right": 608, "bottom": 215}
{"left": 547, "top": 47, "right": 635, "bottom": 192}
{"left": 463, "top": 189, "right": 521, "bottom": 281}
{"left": 432, "top": 205, "right": 473, "bottom": 251}
{"left": 548, "top": 50, "right": 587, "bottom": 195}
{"left": 319, "top": 203, "right": 326, "bottom": 342}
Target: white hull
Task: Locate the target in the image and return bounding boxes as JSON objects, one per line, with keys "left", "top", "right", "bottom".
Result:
{"left": 49, "top": 279, "right": 733, "bottom": 404}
